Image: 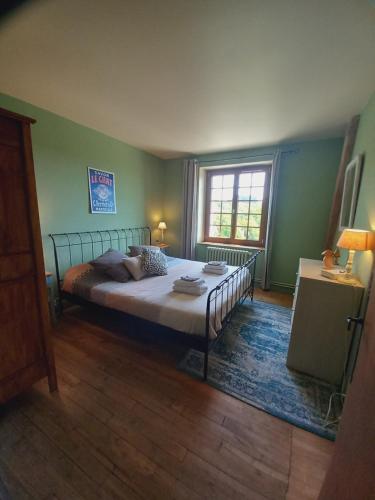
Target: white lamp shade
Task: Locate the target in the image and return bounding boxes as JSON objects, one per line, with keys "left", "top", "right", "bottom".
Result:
{"left": 337, "top": 229, "right": 375, "bottom": 251}
{"left": 158, "top": 221, "right": 167, "bottom": 230}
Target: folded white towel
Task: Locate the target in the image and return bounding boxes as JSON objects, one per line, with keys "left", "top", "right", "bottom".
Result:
{"left": 180, "top": 274, "right": 202, "bottom": 282}
{"left": 204, "top": 264, "right": 227, "bottom": 271}
{"left": 207, "top": 260, "right": 227, "bottom": 267}
{"left": 174, "top": 278, "right": 206, "bottom": 287}
{"left": 174, "top": 283, "right": 208, "bottom": 291}
{"left": 173, "top": 285, "right": 208, "bottom": 296}
{"left": 202, "top": 266, "right": 229, "bottom": 275}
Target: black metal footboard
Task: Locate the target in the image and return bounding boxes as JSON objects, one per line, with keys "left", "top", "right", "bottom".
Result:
{"left": 203, "top": 251, "right": 261, "bottom": 379}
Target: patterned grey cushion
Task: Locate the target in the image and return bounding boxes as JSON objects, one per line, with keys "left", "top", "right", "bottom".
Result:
{"left": 128, "top": 244, "right": 160, "bottom": 256}
{"left": 141, "top": 248, "right": 168, "bottom": 276}
{"left": 123, "top": 255, "right": 148, "bottom": 281}
{"left": 89, "top": 248, "right": 131, "bottom": 283}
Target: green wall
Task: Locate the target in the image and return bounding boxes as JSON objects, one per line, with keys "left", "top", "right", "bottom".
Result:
{"left": 164, "top": 139, "right": 343, "bottom": 291}
{"left": 0, "top": 93, "right": 164, "bottom": 276}
{"left": 0, "top": 91, "right": 345, "bottom": 292}
{"left": 352, "top": 92, "right": 375, "bottom": 287}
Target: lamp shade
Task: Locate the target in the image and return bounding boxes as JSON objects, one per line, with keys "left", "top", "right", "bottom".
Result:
{"left": 337, "top": 229, "right": 375, "bottom": 251}
{"left": 158, "top": 221, "right": 167, "bottom": 230}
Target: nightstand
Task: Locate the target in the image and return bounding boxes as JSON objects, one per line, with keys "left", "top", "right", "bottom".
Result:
{"left": 155, "top": 242, "right": 170, "bottom": 254}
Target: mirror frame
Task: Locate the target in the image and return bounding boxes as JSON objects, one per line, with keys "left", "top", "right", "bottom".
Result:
{"left": 339, "top": 154, "right": 364, "bottom": 230}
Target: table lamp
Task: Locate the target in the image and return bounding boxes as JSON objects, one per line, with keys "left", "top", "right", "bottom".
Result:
{"left": 158, "top": 221, "right": 167, "bottom": 241}
{"left": 337, "top": 229, "right": 374, "bottom": 281}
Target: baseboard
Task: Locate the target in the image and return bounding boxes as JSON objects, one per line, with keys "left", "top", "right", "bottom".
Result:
{"left": 270, "top": 281, "right": 295, "bottom": 294}
{"left": 254, "top": 280, "right": 294, "bottom": 295}
{"left": 271, "top": 280, "right": 295, "bottom": 289}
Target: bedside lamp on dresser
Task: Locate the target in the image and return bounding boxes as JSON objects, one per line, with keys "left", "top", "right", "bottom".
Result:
{"left": 158, "top": 221, "right": 167, "bottom": 242}
{"left": 156, "top": 221, "right": 169, "bottom": 254}
{"left": 337, "top": 228, "right": 375, "bottom": 282}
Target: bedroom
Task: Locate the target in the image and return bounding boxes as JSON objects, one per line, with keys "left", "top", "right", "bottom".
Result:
{"left": 0, "top": 1, "right": 374, "bottom": 499}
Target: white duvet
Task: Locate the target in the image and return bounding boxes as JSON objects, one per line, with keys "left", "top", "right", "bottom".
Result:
{"left": 63, "top": 258, "right": 248, "bottom": 339}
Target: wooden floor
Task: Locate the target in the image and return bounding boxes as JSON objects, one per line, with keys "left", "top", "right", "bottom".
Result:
{"left": 0, "top": 291, "right": 332, "bottom": 500}
{"left": 254, "top": 289, "right": 294, "bottom": 308}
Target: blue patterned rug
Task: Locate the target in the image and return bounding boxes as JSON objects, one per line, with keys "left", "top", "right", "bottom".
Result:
{"left": 179, "top": 299, "right": 340, "bottom": 440}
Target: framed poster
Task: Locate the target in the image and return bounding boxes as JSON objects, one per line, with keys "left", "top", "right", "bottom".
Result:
{"left": 88, "top": 167, "right": 117, "bottom": 214}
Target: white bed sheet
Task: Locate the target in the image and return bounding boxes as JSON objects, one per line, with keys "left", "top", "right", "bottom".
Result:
{"left": 63, "top": 258, "right": 248, "bottom": 339}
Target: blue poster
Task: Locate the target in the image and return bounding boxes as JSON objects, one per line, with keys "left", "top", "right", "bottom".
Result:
{"left": 88, "top": 167, "right": 117, "bottom": 214}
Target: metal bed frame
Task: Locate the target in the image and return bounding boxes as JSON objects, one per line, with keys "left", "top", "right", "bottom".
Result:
{"left": 49, "top": 226, "right": 261, "bottom": 380}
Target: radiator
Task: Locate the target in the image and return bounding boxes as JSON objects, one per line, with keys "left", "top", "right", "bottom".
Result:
{"left": 206, "top": 246, "right": 251, "bottom": 267}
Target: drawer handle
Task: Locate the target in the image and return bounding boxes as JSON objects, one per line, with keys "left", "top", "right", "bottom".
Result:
{"left": 347, "top": 316, "right": 363, "bottom": 330}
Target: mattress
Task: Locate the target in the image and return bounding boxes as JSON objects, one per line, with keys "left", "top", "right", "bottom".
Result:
{"left": 62, "top": 257, "right": 248, "bottom": 339}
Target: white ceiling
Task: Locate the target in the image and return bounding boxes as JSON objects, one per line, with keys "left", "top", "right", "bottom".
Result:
{"left": 0, "top": 0, "right": 374, "bottom": 159}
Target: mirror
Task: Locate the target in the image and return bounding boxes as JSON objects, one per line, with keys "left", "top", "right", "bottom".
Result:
{"left": 339, "top": 154, "right": 363, "bottom": 230}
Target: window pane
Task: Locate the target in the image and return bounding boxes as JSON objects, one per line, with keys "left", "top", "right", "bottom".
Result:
{"left": 248, "top": 227, "right": 260, "bottom": 240}
{"left": 211, "top": 175, "right": 223, "bottom": 188}
{"left": 235, "top": 227, "right": 247, "bottom": 240}
{"left": 221, "top": 214, "right": 231, "bottom": 225}
{"left": 210, "top": 213, "right": 221, "bottom": 225}
{"left": 223, "top": 175, "right": 234, "bottom": 188}
{"left": 252, "top": 172, "right": 265, "bottom": 186}
{"left": 239, "top": 173, "right": 252, "bottom": 187}
{"left": 211, "top": 188, "right": 222, "bottom": 200}
{"left": 250, "top": 201, "right": 262, "bottom": 214}
{"left": 221, "top": 201, "right": 232, "bottom": 213}
{"left": 238, "top": 187, "right": 250, "bottom": 200}
{"left": 209, "top": 226, "right": 220, "bottom": 237}
{"left": 237, "top": 201, "right": 249, "bottom": 213}
{"left": 250, "top": 187, "right": 264, "bottom": 201}
{"left": 236, "top": 214, "right": 248, "bottom": 226}
{"left": 206, "top": 167, "right": 268, "bottom": 244}
{"left": 219, "top": 226, "right": 231, "bottom": 238}
{"left": 210, "top": 201, "right": 221, "bottom": 213}
{"left": 249, "top": 214, "right": 261, "bottom": 227}
{"left": 222, "top": 188, "right": 233, "bottom": 200}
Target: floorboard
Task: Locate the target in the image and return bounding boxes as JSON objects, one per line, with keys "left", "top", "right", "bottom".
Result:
{"left": 0, "top": 291, "right": 332, "bottom": 499}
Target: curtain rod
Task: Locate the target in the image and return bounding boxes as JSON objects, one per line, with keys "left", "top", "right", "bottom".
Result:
{"left": 197, "top": 148, "right": 299, "bottom": 164}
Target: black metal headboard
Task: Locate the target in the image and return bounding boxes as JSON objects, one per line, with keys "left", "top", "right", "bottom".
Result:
{"left": 49, "top": 226, "right": 151, "bottom": 290}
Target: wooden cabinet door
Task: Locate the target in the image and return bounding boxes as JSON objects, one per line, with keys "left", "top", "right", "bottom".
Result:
{"left": 0, "top": 116, "right": 44, "bottom": 380}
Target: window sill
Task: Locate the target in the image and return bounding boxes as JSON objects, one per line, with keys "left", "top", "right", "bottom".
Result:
{"left": 197, "top": 241, "right": 265, "bottom": 251}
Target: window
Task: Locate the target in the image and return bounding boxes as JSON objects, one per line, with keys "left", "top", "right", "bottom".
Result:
{"left": 204, "top": 165, "right": 271, "bottom": 247}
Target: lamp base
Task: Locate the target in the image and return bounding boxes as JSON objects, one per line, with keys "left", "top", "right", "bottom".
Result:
{"left": 320, "top": 268, "right": 346, "bottom": 280}
{"left": 344, "top": 249, "right": 355, "bottom": 275}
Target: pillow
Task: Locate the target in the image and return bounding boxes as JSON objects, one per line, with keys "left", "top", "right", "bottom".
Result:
{"left": 89, "top": 249, "right": 131, "bottom": 283}
{"left": 141, "top": 248, "right": 168, "bottom": 276}
{"left": 128, "top": 244, "right": 160, "bottom": 257}
{"left": 123, "top": 255, "right": 148, "bottom": 281}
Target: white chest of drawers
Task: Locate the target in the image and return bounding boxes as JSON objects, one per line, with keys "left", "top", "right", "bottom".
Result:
{"left": 286, "top": 258, "right": 364, "bottom": 385}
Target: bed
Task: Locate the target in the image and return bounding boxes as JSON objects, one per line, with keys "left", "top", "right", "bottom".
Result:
{"left": 50, "top": 227, "right": 261, "bottom": 379}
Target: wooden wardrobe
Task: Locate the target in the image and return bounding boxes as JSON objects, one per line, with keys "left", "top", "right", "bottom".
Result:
{"left": 0, "top": 107, "right": 57, "bottom": 403}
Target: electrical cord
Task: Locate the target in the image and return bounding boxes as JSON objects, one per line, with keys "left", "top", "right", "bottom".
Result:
{"left": 324, "top": 392, "right": 346, "bottom": 428}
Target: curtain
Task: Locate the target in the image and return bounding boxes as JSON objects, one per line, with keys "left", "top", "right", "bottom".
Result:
{"left": 262, "top": 151, "right": 281, "bottom": 290}
{"left": 181, "top": 159, "right": 199, "bottom": 260}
